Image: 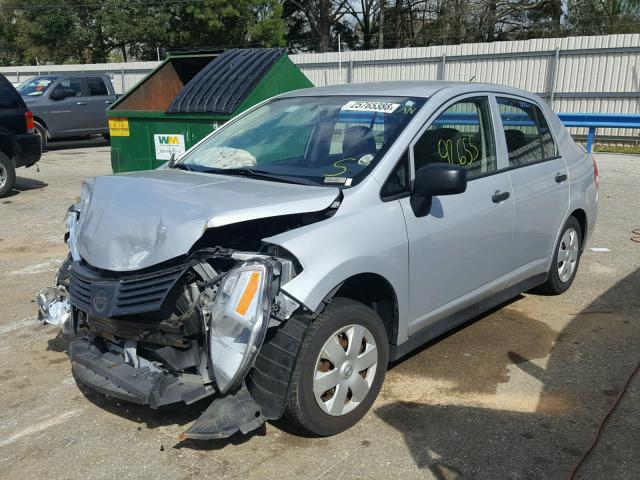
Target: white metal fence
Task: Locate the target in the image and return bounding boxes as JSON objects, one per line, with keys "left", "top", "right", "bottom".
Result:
{"left": 2, "top": 33, "right": 639, "bottom": 141}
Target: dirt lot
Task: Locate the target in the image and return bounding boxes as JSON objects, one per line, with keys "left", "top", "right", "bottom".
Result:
{"left": 0, "top": 144, "right": 638, "bottom": 480}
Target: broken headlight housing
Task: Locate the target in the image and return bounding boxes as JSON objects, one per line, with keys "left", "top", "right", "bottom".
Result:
{"left": 208, "top": 260, "right": 272, "bottom": 394}
{"left": 65, "top": 177, "right": 94, "bottom": 262}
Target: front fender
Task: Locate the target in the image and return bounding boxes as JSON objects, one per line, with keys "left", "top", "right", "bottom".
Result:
{"left": 265, "top": 199, "right": 411, "bottom": 343}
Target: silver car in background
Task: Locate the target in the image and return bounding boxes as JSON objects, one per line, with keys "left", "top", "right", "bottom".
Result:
{"left": 38, "top": 82, "right": 598, "bottom": 439}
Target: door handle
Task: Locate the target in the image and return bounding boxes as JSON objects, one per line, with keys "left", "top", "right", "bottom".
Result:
{"left": 76, "top": 101, "right": 87, "bottom": 105}
{"left": 105, "top": 101, "right": 112, "bottom": 104}
{"left": 492, "top": 190, "right": 510, "bottom": 203}
{"left": 555, "top": 173, "right": 568, "bottom": 183}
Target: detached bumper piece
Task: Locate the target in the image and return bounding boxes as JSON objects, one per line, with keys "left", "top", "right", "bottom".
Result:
{"left": 70, "top": 339, "right": 212, "bottom": 408}
{"left": 182, "top": 383, "right": 264, "bottom": 440}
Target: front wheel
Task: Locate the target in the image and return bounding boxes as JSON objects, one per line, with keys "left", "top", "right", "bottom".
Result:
{"left": 284, "top": 297, "right": 388, "bottom": 436}
{"left": 535, "top": 216, "right": 582, "bottom": 295}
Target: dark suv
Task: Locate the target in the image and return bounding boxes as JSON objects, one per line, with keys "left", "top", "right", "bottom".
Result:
{"left": 0, "top": 74, "right": 41, "bottom": 196}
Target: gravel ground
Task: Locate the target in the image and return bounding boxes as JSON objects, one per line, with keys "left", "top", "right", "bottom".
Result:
{"left": 0, "top": 145, "right": 638, "bottom": 480}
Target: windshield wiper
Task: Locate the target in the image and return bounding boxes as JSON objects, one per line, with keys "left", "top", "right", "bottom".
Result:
{"left": 168, "top": 153, "right": 192, "bottom": 171}
{"left": 200, "top": 167, "right": 321, "bottom": 186}
{"left": 172, "top": 162, "right": 191, "bottom": 171}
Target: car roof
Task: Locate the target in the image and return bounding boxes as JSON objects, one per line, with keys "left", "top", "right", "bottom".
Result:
{"left": 31, "top": 73, "right": 108, "bottom": 79}
{"left": 278, "top": 81, "right": 536, "bottom": 100}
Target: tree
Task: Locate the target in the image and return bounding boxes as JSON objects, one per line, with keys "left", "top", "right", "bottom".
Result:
{"left": 186, "top": 0, "right": 285, "bottom": 48}
{"left": 566, "top": 0, "right": 640, "bottom": 35}
{"left": 286, "top": 0, "right": 351, "bottom": 52}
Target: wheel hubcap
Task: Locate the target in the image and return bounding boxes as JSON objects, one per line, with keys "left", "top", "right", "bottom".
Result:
{"left": 313, "top": 324, "right": 378, "bottom": 416}
{"left": 557, "top": 227, "right": 579, "bottom": 283}
{"left": 0, "top": 164, "right": 6, "bottom": 189}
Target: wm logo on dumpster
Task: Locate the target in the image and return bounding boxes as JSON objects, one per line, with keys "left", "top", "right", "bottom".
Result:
{"left": 154, "top": 133, "right": 186, "bottom": 161}
{"left": 157, "top": 135, "right": 182, "bottom": 145}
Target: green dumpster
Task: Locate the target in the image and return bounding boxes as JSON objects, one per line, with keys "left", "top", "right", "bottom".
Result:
{"left": 107, "top": 48, "right": 313, "bottom": 173}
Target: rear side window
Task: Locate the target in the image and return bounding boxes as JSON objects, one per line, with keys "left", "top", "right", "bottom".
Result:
{"left": 497, "top": 98, "right": 558, "bottom": 167}
{"left": 86, "top": 77, "right": 108, "bottom": 96}
{"left": 413, "top": 97, "right": 497, "bottom": 179}
{"left": 0, "top": 76, "right": 22, "bottom": 109}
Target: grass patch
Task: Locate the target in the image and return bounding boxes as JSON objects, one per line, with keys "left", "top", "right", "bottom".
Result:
{"left": 594, "top": 145, "right": 640, "bottom": 154}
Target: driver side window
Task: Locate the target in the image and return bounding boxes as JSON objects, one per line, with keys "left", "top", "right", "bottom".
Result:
{"left": 413, "top": 97, "right": 497, "bottom": 179}
{"left": 52, "top": 78, "right": 83, "bottom": 98}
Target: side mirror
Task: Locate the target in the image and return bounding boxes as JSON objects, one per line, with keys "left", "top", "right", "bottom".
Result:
{"left": 50, "top": 88, "right": 73, "bottom": 101}
{"left": 410, "top": 163, "right": 467, "bottom": 217}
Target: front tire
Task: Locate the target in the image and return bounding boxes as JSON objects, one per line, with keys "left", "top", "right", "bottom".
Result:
{"left": 0, "top": 152, "right": 16, "bottom": 197}
{"left": 536, "top": 216, "right": 582, "bottom": 295}
{"left": 284, "top": 297, "right": 388, "bottom": 436}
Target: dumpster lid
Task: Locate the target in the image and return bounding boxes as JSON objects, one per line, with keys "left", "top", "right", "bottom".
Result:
{"left": 167, "top": 48, "right": 285, "bottom": 115}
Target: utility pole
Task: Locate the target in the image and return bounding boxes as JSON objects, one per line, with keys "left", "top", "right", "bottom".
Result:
{"left": 378, "top": 0, "right": 385, "bottom": 48}
{"left": 338, "top": 33, "right": 342, "bottom": 74}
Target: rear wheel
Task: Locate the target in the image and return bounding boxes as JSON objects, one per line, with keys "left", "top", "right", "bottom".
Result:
{"left": 34, "top": 121, "right": 48, "bottom": 151}
{"left": 535, "top": 216, "right": 582, "bottom": 295}
{"left": 284, "top": 297, "right": 388, "bottom": 436}
{"left": 0, "top": 152, "right": 16, "bottom": 197}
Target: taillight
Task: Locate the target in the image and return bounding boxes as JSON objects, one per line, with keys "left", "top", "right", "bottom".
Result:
{"left": 25, "top": 111, "right": 35, "bottom": 133}
{"left": 593, "top": 156, "right": 599, "bottom": 189}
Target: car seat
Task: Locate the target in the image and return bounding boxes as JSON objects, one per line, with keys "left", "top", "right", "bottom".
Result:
{"left": 504, "top": 129, "right": 527, "bottom": 153}
{"left": 414, "top": 127, "right": 462, "bottom": 170}
{"left": 342, "top": 126, "right": 377, "bottom": 159}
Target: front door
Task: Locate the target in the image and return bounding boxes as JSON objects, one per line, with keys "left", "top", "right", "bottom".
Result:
{"left": 397, "top": 95, "right": 515, "bottom": 335}
{"left": 46, "top": 77, "right": 87, "bottom": 136}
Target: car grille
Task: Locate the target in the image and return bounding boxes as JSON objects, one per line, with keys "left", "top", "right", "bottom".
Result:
{"left": 69, "top": 261, "right": 187, "bottom": 317}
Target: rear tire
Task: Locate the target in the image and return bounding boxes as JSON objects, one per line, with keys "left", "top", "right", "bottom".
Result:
{"left": 0, "top": 152, "right": 16, "bottom": 197}
{"left": 34, "top": 121, "right": 48, "bottom": 151}
{"left": 284, "top": 297, "right": 388, "bottom": 436}
{"left": 535, "top": 216, "right": 582, "bottom": 295}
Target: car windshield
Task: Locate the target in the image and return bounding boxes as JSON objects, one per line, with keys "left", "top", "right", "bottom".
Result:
{"left": 178, "top": 95, "right": 425, "bottom": 186}
{"left": 17, "top": 76, "right": 58, "bottom": 97}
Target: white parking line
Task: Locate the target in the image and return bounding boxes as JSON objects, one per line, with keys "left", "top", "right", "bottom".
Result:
{"left": 0, "top": 409, "right": 83, "bottom": 448}
{"left": 9, "top": 260, "right": 61, "bottom": 275}
{"left": 0, "top": 317, "right": 38, "bottom": 335}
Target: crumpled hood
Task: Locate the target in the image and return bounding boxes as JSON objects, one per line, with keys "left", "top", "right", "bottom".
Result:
{"left": 77, "top": 169, "right": 339, "bottom": 271}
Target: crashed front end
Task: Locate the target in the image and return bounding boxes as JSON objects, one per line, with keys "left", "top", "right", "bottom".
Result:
{"left": 37, "top": 175, "right": 329, "bottom": 440}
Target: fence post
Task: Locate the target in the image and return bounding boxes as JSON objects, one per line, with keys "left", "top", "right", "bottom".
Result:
{"left": 549, "top": 48, "right": 560, "bottom": 105}
{"left": 120, "top": 67, "right": 125, "bottom": 94}
{"left": 586, "top": 126, "right": 596, "bottom": 153}
{"left": 348, "top": 59, "right": 353, "bottom": 83}
{"left": 439, "top": 54, "right": 446, "bottom": 80}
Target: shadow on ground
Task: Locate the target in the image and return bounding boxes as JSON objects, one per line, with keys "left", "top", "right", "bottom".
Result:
{"left": 2, "top": 176, "right": 48, "bottom": 199}
{"left": 376, "top": 268, "right": 640, "bottom": 479}
{"left": 44, "top": 137, "right": 108, "bottom": 151}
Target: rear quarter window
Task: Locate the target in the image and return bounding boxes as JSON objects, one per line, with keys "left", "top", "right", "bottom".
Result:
{"left": 0, "top": 76, "right": 24, "bottom": 109}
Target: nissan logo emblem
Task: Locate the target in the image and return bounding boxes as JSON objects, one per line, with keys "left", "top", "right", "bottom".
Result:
{"left": 92, "top": 288, "right": 108, "bottom": 313}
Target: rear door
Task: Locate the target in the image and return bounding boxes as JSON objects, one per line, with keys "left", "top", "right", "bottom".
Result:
{"left": 496, "top": 96, "right": 569, "bottom": 278}
{"left": 46, "top": 77, "right": 87, "bottom": 136}
{"left": 397, "top": 94, "right": 515, "bottom": 335}
{"left": 83, "top": 76, "right": 114, "bottom": 133}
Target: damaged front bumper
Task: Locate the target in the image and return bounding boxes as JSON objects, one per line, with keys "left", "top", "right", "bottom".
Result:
{"left": 38, "top": 248, "right": 305, "bottom": 440}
